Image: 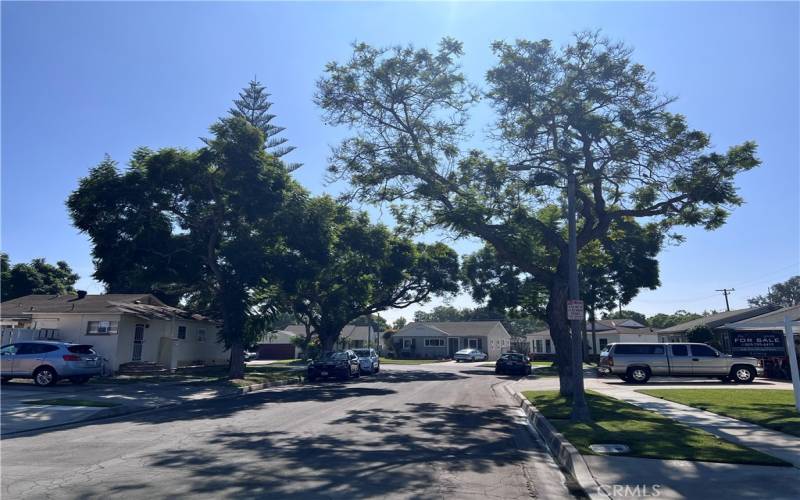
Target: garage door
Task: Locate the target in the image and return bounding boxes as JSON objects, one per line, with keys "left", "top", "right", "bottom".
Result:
{"left": 256, "top": 343, "right": 296, "bottom": 360}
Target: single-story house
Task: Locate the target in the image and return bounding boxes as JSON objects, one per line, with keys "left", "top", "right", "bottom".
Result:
{"left": 254, "top": 329, "right": 302, "bottom": 359}
{"left": 0, "top": 293, "right": 228, "bottom": 372}
{"left": 527, "top": 318, "right": 659, "bottom": 355}
{"left": 281, "top": 324, "right": 380, "bottom": 352}
{"left": 655, "top": 305, "right": 779, "bottom": 343}
{"left": 392, "top": 321, "right": 512, "bottom": 360}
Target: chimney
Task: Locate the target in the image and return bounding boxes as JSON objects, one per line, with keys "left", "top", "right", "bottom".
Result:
{"left": 76, "top": 290, "right": 88, "bottom": 300}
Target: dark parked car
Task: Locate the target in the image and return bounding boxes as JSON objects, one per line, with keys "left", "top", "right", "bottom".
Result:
{"left": 307, "top": 350, "right": 361, "bottom": 381}
{"left": 495, "top": 352, "right": 532, "bottom": 376}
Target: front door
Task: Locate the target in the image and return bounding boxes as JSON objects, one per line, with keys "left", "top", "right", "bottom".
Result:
{"left": 132, "top": 324, "right": 145, "bottom": 361}
{"left": 448, "top": 338, "right": 459, "bottom": 357}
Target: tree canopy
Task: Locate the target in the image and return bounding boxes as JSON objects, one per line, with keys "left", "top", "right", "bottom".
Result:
{"left": 748, "top": 276, "right": 800, "bottom": 308}
{"left": 316, "top": 32, "right": 760, "bottom": 418}
{"left": 282, "top": 196, "right": 460, "bottom": 351}
{"left": 1, "top": 254, "right": 80, "bottom": 302}
{"left": 68, "top": 116, "right": 303, "bottom": 378}
{"left": 230, "top": 79, "right": 301, "bottom": 171}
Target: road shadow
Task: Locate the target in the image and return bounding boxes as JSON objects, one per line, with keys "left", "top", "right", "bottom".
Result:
{"left": 75, "top": 401, "right": 530, "bottom": 499}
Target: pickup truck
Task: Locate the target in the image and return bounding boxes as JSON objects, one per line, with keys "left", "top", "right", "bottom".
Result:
{"left": 598, "top": 342, "right": 763, "bottom": 384}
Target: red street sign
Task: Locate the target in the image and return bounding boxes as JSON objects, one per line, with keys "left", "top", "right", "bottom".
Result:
{"left": 567, "top": 300, "right": 584, "bottom": 321}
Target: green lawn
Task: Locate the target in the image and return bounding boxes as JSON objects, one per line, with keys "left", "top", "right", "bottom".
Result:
{"left": 23, "top": 398, "right": 120, "bottom": 408}
{"left": 523, "top": 390, "right": 788, "bottom": 466}
{"left": 379, "top": 357, "right": 447, "bottom": 365}
{"left": 639, "top": 389, "right": 800, "bottom": 438}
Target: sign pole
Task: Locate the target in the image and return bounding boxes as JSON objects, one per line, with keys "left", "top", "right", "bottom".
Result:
{"left": 784, "top": 316, "right": 800, "bottom": 413}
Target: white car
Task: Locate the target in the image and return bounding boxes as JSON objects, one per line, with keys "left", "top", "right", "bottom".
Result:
{"left": 353, "top": 348, "right": 380, "bottom": 374}
{"left": 454, "top": 349, "right": 488, "bottom": 362}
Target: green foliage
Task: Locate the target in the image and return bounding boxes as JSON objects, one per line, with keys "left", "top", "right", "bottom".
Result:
{"left": 686, "top": 324, "right": 715, "bottom": 344}
{"left": 230, "top": 79, "right": 301, "bottom": 171}
{"left": 316, "top": 32, "right": 759, "bottom": 396}
{"left": 748, "top": 276, "right": 800, "bottom": 308}
{"left": 603, "top": 310, "right": 650, "bottom": 326}
{"left": 350, "top": 314, "right": 390, "bottom": 332}
{"left": 1, "top": 253, "right": 79, "bottom": 302}
{"left": 283, "top": 196, "right": 460, "bottom": 351}
{"left": 648, "top": 310, "right": 703, "bottom": 329}
{"left": 411, "top": 304, "right": 544, "bottom": 336}
{"left": 392, "top": 317, "right": 407, "bottom": 330}
{"left": 68, "top": 116, "right": 302, "bottom": 378}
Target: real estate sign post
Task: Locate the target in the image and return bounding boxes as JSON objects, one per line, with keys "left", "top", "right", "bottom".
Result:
{"left": 785, "top": 316, "right": 800, "bottom": 413}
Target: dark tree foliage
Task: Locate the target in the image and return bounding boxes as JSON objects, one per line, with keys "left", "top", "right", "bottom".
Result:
{"left": 282, "top": 196, "right": 460, "bottom": 353}
{"left": 316, "top": 32, "right": 760, "bottom": 409}
{"left": 68, "top": 117, "right": 302, "bottom": 379}
{"left": 748, "top": 276, "right": 800, "bottom": 308}
{"left": 1, "top": 253, "right": 80, "bottom": 302}
{"left": 603, "top": 310, "right": 650, "bottom": 326}
{"left": 230, "top": 79, "right": 302, "bottom": 171}
{"left": 648, "top": 310, "right": 704, "bottom": 329}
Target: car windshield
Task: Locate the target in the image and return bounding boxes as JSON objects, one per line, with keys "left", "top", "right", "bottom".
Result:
{"left": 322, "top": 352, "right": 348, "bottom": 361}
{"left": 352, "top": 349, "right": 371, "bottom": 357}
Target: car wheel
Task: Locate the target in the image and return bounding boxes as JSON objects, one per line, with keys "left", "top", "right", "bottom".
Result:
{"left": 626, "top": 367, "right": 650, "bottom": 384}
{"left": 375, "top": 365, "right": 380, "bottom": 373}
{"left": 33, "top": 366, "right": 58, "bottom": 387}
{"left": 70, "top": 376, "right": 90, "bottom": 385}
{"left": 732, "top": 365, "right": 756, "bottom": 384}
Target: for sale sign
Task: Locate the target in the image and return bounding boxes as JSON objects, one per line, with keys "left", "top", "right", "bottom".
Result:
{"left": 730, "top": 331, "right": 785, "bottom": 357}
{"left": 567, "top": 300, "right": 584, "bottom": 321}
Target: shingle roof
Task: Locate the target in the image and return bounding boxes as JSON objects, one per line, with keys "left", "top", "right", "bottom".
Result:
{"left": 401, "top": 321, "right": 504, "bottom": 336}
{"left": 724, "top": 305, "right": 800, "bottom": 330}
{"left": 0, "top": 294, "right": 214, "bottom": 322}
{"left": 526, "top": 318, "right": 648, "bottom": 337}
{"left": 657, "top": 305, "right": 779, "bottom": 334}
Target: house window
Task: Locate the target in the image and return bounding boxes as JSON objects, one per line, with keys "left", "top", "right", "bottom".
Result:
{"left": 197, "top": 329, "right": 206, "bottom": 342}
{"left": 545, "top": 339, "right": 552, "bottom": 353}
{"left": 403, "top": 338, "right": 413, "bottom": 349}
{"left": 535, "top": 339, "right": 543, "bottom": 353}
{"left": 468, "top": 338, "right": 480, "bottom": 349}
{"left": 177, "top": 326, "right": 186, "bottom": 340}
{"left": 424, "top": 338, "right": 445, "bottom": 347}
{"left": 86, "top": 321, "right": 118, "bottom": 335}
{"left": 599, "top": 339, "right": 608, "bottom": 351}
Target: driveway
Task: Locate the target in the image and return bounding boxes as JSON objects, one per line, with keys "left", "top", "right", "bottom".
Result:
{"left": 1, "top": 363, "right": 574, "bottom": 499}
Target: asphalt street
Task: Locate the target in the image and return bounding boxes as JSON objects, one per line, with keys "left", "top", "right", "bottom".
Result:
{"left": 1, "top": 362, "right": 575, "bottom": 499}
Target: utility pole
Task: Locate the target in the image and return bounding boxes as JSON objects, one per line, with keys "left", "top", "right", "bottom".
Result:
{"left": 568, "top": 168, "right": 590, "bottom": 422}
{"left": 716, "top": 288, "right": 735, "bottom": 312}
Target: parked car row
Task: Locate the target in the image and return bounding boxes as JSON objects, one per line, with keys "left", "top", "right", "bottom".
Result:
{"left": 307, "top": 348, "right": 380, "bottom": 382}
{"left": 1, "top": 341, "right": 102, "bottom": 386}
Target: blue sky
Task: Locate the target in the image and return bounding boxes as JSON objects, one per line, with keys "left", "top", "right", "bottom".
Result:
{"left": 2, "top": 1, "right": 798, "bottom": 323}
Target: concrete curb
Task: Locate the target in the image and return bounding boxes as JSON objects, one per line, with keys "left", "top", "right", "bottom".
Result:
{"left": 2, "top": 376, "right": 306, "bottom": 437}
{"left": 505, "top": 385, "right": 611, "bottom": 500}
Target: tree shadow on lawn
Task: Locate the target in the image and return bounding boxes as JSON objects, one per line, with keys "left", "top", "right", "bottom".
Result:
{"left": 102, "top": 402, "right": 529, "bottom": 499}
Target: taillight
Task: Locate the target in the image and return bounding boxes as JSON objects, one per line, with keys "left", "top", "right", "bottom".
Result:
{"left": 63, "top": 354, "right": 81, "bottom": 361}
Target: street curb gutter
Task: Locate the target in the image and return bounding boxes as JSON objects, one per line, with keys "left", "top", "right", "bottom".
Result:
{"left": 505, "top": 385, "right": 611, "bottom": 500}
{"left": 2, "top": 376, "right": 305, "bottom": 437}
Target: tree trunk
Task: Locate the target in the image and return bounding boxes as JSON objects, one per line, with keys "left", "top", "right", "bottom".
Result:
{"left": 228, "top": 338, "right": 245, "bottom": 379}
{"left": 546, "top": 274, "right": 573, "bottom": 396}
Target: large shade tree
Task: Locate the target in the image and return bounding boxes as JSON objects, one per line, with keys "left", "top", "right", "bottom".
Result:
{"left": 68, "top": 117, "right": 303, "bottom": 378}
{"left": 316, "top": 33, "right": 760, "bottom": 419}
{"left": 282, "top": 196, "right": 460, "bottom": 352}
{"left": 748, "top": 276, "right": 800, "bottom": 308}
{"left": 1, "top": 254, "right": 80, "bottom": 302}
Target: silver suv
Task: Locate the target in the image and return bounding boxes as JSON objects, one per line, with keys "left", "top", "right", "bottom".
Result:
{"left": 1, "top": 341, "right": 102, "bottom": 386}
{"left": 599, "top": 342, "right": 763, "bottom": 384}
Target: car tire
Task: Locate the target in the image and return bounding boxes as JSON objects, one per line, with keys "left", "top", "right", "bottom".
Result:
{"left": 69, "top": 376, "right": 91, "bottom": 385}
{"left": 626, "top": 367, "right": 651, "bottom": 384}
{"left": 33, "top": 366, "right": 58, "bottom": 387}
{"left": 731, "top": 365, "right": 756, "bottom": 384}
{"left": 375, "top": 365, "right": 380, "bottom": 373}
